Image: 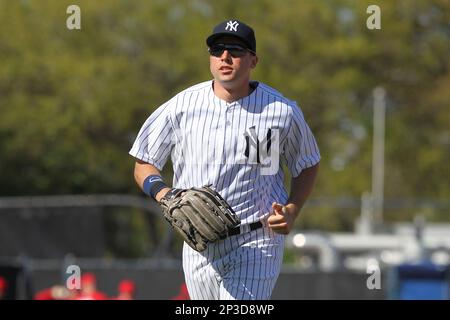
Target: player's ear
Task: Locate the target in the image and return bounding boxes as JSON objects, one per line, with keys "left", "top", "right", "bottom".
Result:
{"left": 250, "top": 54, "right": 258, "bottom": 69}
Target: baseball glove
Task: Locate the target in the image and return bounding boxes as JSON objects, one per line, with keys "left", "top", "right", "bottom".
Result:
{"left": 159, "top": 185, "right": 239, "bottom": 252}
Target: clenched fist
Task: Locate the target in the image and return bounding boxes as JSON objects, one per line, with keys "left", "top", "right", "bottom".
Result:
{"left": 267, "top": 202, "right": 298, "bottom": 234}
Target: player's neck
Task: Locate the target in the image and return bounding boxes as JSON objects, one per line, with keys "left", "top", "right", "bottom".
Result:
{"left": 213, "top": 80, "right": 253, "bottom": 103}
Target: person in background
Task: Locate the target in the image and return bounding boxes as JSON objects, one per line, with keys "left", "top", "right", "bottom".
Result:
{"left": 112, "top": 279, "right": 136, "bottom": 300}
{"left": 34, "top": 285, "right": 76, "bottom": 300}
{"left": 0, "top": 277, "right": 7, "bottom": 299}
{"left": 74, "top": 272, "right": 108, "bottom": 300}
{"left": 170, "top": 282, "right": 190, "bottom": 300}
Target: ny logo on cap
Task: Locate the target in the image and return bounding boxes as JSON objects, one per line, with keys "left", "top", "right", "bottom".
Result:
{"left": 225, "top": 20, "right": 239, "bottom": 32}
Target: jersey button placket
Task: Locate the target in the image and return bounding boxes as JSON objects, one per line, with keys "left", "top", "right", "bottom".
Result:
{"left": 224, "top": 105, "right": 236, "bottom": 161}
{"left": 214, "top": 107, "right": 227, "bottom": 166}
{"left": 225, "top": 103, "right": 234, "bottom": 126}
{"left": 222, "top": 106, "right": 231, "bottom": 164}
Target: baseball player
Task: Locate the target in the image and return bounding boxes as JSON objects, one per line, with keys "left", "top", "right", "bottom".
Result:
{"left": 130, "top": 19, "right": 320, "bottom": 300}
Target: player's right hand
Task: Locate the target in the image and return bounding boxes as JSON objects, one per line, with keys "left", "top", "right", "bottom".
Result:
{"left": 267, "top": 202, "right": 297, "bottom": 235}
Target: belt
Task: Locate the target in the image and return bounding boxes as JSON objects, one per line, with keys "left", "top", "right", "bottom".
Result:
{"left": 228, "top": 221, "right": 263, "bottom": 236}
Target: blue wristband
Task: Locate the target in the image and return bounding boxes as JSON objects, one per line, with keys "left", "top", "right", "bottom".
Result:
{"left": 143, "top": 175, "right": 168, "bottom": 200}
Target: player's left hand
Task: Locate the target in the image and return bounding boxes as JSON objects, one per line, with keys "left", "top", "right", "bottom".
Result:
{"left": 267, "top": 202, "right": 298, "bottom": 234}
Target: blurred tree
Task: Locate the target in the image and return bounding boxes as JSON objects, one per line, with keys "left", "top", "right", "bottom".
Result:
{"left": 0, "top": 0, "right": 448, "bottom": 235}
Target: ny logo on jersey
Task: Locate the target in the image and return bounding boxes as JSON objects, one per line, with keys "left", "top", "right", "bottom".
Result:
{"left": 225, "top": 20, "right": 239, "bottom": 32}
{"left": 240, "top": 126, "right": 279, "bottom": 175}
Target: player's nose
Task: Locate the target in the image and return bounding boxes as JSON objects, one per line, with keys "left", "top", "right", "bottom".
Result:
{"left": 220, "top": 50, "right": 232, "bottom": 61}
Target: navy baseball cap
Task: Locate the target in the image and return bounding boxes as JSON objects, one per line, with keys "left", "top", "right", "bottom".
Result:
{"left": 206, "top": 19, "right": 256, "bottom": 53}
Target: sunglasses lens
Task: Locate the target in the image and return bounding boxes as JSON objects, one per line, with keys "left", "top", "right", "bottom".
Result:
{"left": 209, "top": 47, "right": 224, "bottom": 57}
{"left": 229, "top": 48, "right": 246, "bottom": 57}
{"left": 209, "top": 45, "right": 247, "bottom": 58}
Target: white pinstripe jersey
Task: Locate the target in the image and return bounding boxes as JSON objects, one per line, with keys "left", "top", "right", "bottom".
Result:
{"left": 129, "top": 80, "right": 320, "bottom": 226}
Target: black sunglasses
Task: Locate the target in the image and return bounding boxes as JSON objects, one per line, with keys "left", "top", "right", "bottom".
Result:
{"left": 208, "top": 44, "right": 255, "bottom": 58}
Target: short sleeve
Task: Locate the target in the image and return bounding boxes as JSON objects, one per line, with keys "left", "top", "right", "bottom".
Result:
{"left": 282, "top": 103, "right": 321, "bottom": 177}
{"left": 129, "top": 100, "right": 175, "bottom": 171}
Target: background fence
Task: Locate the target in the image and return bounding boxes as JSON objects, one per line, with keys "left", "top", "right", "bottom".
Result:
{"left": 1, "top": 196, "right": 449, "bottom": 300}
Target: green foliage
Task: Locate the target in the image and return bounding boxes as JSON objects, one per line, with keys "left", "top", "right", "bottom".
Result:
{"left": 0, "top": 0, "right": 449, "bottom": 233}
{"left": 104, "top": 208, "right": 150, "bottom": 258}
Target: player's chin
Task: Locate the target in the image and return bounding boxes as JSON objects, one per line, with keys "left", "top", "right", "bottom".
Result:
{"left": 216, "top": 75, "right": 236, "bottom": 83}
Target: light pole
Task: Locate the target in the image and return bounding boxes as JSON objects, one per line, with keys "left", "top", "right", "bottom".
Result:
{"left": 372, "top": 87, "right": 386, "bottom": 226}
